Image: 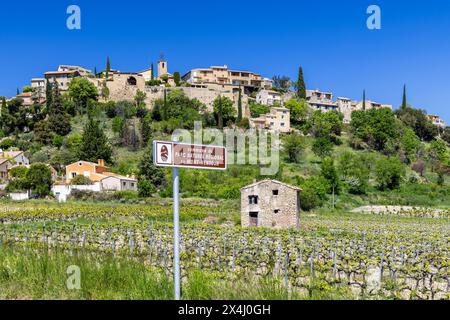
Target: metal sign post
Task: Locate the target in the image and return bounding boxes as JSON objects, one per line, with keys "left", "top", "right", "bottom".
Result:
{"left": 172, "top": 167, "right": 180, "bottom": 300}
{"left": 153, "top": 140, "right": 227, "bottom": 300}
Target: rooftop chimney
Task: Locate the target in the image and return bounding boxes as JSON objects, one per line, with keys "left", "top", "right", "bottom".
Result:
{"left": 98, "top": 159, "right": 105, "bottom": 167}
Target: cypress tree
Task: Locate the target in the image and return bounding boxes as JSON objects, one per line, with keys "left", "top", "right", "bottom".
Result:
{"left": 79, "top": 117, "right": 112, "bottom": 163}
{"left": 297, "top": 66, "right": 306, "bottom": 99}
{"left": 217, "top": 95, "right": 223, "bottom": 129}
{"left": 237, "top": 86, "right": 243, "bottom": 122}
{"left": 401, "top": 84, "right": 407, "bottom": 109}
{"left": 45, "top": 80, "right": 53, "bottom": 110}
{"left": 106, "top": 56, "right": 111, "bottom": 78}
{"left": 94, "top": 67, "right": 97, "bottom": 78}
{"left": 48, "top": 80, "right": 71, "bottom": 136}
{"left": 16, "top": 88, "right": 20, "bottom": 95}
{"left": 173, "top": 72, "right": 181, "bottom": 86}
{"left": 151, "top": 63, "right": 154, "bottom": 80}
{"left": 362, "top": 90, "right": 366, "bottom": 111}
{"left": 1, "top": 96, "right": 6, "bottom": 118}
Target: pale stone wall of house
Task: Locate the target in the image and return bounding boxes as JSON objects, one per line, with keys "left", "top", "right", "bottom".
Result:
{"left": 241, "top": 181, "right": 300, "bottom": 229}
{"left": 89, "top": 74, "right": 146, "bottom": 103}
{"left": 143, "top": 86, "right": 250, "bottom": 116}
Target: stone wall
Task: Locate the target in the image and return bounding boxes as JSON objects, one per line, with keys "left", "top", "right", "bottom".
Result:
{"left": 241, "top": 180, "right": 300, "bottom": 229}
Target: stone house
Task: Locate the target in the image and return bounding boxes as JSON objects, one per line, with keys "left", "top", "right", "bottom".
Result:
{"left": 249, "top": 107, "right": 291, "bottom": 133}
{"left": 0, "top": 150, "right": 30, "bottom": 166}
{"left": 256, "top": 89, "right": 282, "bottom": 106}
{"left": 0, "top": 158, "right": 13, "bottom": 182}
{"left": 240, "top": 180, "right": 301, "bottom": 229}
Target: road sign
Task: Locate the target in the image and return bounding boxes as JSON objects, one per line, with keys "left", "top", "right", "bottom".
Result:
{"left": 153, "top": 141, "right": 227, "bottom": 170}
{"left": 152, "top": 140, "right": 227, "bottom": 300}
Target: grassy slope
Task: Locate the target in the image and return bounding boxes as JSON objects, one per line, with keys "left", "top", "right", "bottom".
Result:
{"left": 52, "top": 114, "right": 450, "bottom": 210}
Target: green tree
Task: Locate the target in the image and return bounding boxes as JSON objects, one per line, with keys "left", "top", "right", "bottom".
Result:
{"left": 285, "top": 98, "right": 309, "bottom": 126}
{"left": 213, "top": 96, "right": 236, "bottom": 128}
{"left": 400, "top": 127, "right": 421, "bottom": 163}
{"left": 428, "top": 139, "right": 449, "bottom": 163}
{"left": 134, "top": 89, "right": 147, "bottom": 108}
{"left": 68, "top": 77, "right": 99, "bottom": 113}
{"left": 362, "top": 90, "right": 366, "bottom": 111}
{"left": 296, "top": 66, "right": 306, "bottom": 99}
{"left": 375, "top": 156, "right": 405, "bottom": 190}
{"left": 48, "top": 81, "right": 71, "bottom": 136}
{"left": 249, "top": 102, "right": 270, "bottom": 117}
{"left": 106, "top": 56, "right": 111, "bottom": 78}
{"left": 272, "top": 75, "right": 291, "bottom": 91}
{"left": 401, "top": 84, "right": 407, "bottom": 109}
{"left": 140, "top": 112, "right": 153, "bottom": 145}
{"left": 22, "top": 86, "right": 34, "bottom": 93}
{"left": 350, "top": 108, "right": 400, "bottom": 152}
{"left": 70, "top": 175, "right": 93, "bottom": 185}
{"left": 283, "top": 134, "right": 306, "bottom": 163}
{"left": 337, "top": 151, "right": 370, "bottom": 194}
{"left": 138, "top": 143, "right": 167, "bottom": 196}
{"left": 5, "top": 166, "right": 29, "bottom": 192}
{"left": 298, "top": 176, "right": 328, "bottom": 211}
{"left": 237, "top": 86, "right": 243, "bottom": 122}
{"left": 309, "top": 110, "right": 343, "bottom": 143}
{"left": 25, "top": 163, "right": 52, "bottom": 197}
{"left": 79, "top": 117, "right": 112, "bottom": 163}
{"left": 395, "top": 107, "right": 438, "bottom": 142}
{"left": 45, "top": 80, "right": 53, "bottom": 110}
{"left": 150, "top": 63, "right": 154, "bottom": 80}
{"left": 312, "top": 137, "right": 333, "bottom": 158}
{"left": 321, "top": 157, "right": 340, "bottom": 194}
{"left": 173, "top": 71, "right": 181, "bottom": 86}
{"left": 112, "top": 116, "right": 125, "bottom": 136}
{"left": 442, "top": 127, "right": 450, "bottom": 145}
{"left": 33, "top": 120, "right": 52, "bottom": 145}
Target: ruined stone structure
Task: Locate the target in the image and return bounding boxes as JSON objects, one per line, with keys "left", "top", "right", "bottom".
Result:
{"left": 241, "top": 180, "right": 301, "bottom": 229}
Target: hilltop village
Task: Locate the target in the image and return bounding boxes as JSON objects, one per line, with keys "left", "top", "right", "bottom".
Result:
{"left": 0, "top": 55, "right": 449, "bottom": 213}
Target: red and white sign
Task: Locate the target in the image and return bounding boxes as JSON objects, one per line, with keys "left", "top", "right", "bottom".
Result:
{"left": 153, "top": 141, "right": 227, "bottom": 170}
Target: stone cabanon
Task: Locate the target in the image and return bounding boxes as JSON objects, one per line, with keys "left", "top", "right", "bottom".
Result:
{"left": 240, "top": 180, "right": 301, "bottom": 229}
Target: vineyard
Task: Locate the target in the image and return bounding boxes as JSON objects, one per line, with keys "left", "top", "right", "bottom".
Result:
{"left": 0, "top": 201, "right": 449, "bottom": 300}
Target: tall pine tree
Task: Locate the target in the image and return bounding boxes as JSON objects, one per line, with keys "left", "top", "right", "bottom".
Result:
{"left": 45, "top": 80, "right": 53, "bottom": 110}
{"left": 48, "top": 80, "right": 71, "bottom": 136}
{"left": 217, "top": 95, "right": 223, "bottom": 129}
{"left": 401, "top": 84, "right": 407, "bottom": 109}
{"left": 362, "top": 90, "right": 366, "bottom": 111}
{"left": 296, "top": 67, "right": 306, "bottom": 99}
{"left": 79, "top": 117, "right": 112, "bottom": 163}
{"left": 237, "top": 86, "right": 243, "bottom": 122}
{"left": 106, "top": 56, "right": 111, "bottom": 78}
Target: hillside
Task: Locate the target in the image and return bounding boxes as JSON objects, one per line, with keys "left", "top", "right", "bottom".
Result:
{"left": 0, "top": 83, "right": 449, "bottom": 212}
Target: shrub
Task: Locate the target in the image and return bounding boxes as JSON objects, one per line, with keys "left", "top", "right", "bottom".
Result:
{"left": 298, "top": 176, "right": 328, "bottom": 211}
{"left": 138, "top": 179, "right": 156, "bottom": 197}
{"left": 375, "top": 156, "right": 406, "bottom": 190}
{"left": 25, "top": 163, "right": 53, "bottom": 197}
{"left": 283, "top": 134, "right": 306, "bottom": 163}
{"left": 70, "top": 175, "right": 93, "bottom": 185}
{"left": 312, "top": 137, "right": 333, "bottom": 158}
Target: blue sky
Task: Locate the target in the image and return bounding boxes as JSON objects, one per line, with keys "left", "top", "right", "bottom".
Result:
{"left": 1, "top": 0, "right": 449, "bottom": 123}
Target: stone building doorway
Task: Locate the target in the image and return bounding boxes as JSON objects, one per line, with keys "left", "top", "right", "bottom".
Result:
{"left": 249, "top": 212, "right": 258, "bottom": 227}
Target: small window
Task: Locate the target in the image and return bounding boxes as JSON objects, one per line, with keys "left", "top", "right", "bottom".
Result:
{"left": 274, "top": 209, "right": 280, "bottom": 214}
{"left": 272, "top": 190, "right": 279, "bottom": 196}
{"left": 131, "top": 183, "right": 135, "bottom": 187}
{"left": 71, "top": 172, "right": 77, "bottom": 178}
{"left": 248, "top": 195, "right": 258, "bottom": 205}
{"left": 122, "top": 182, "right": 126, "bottom": 187}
